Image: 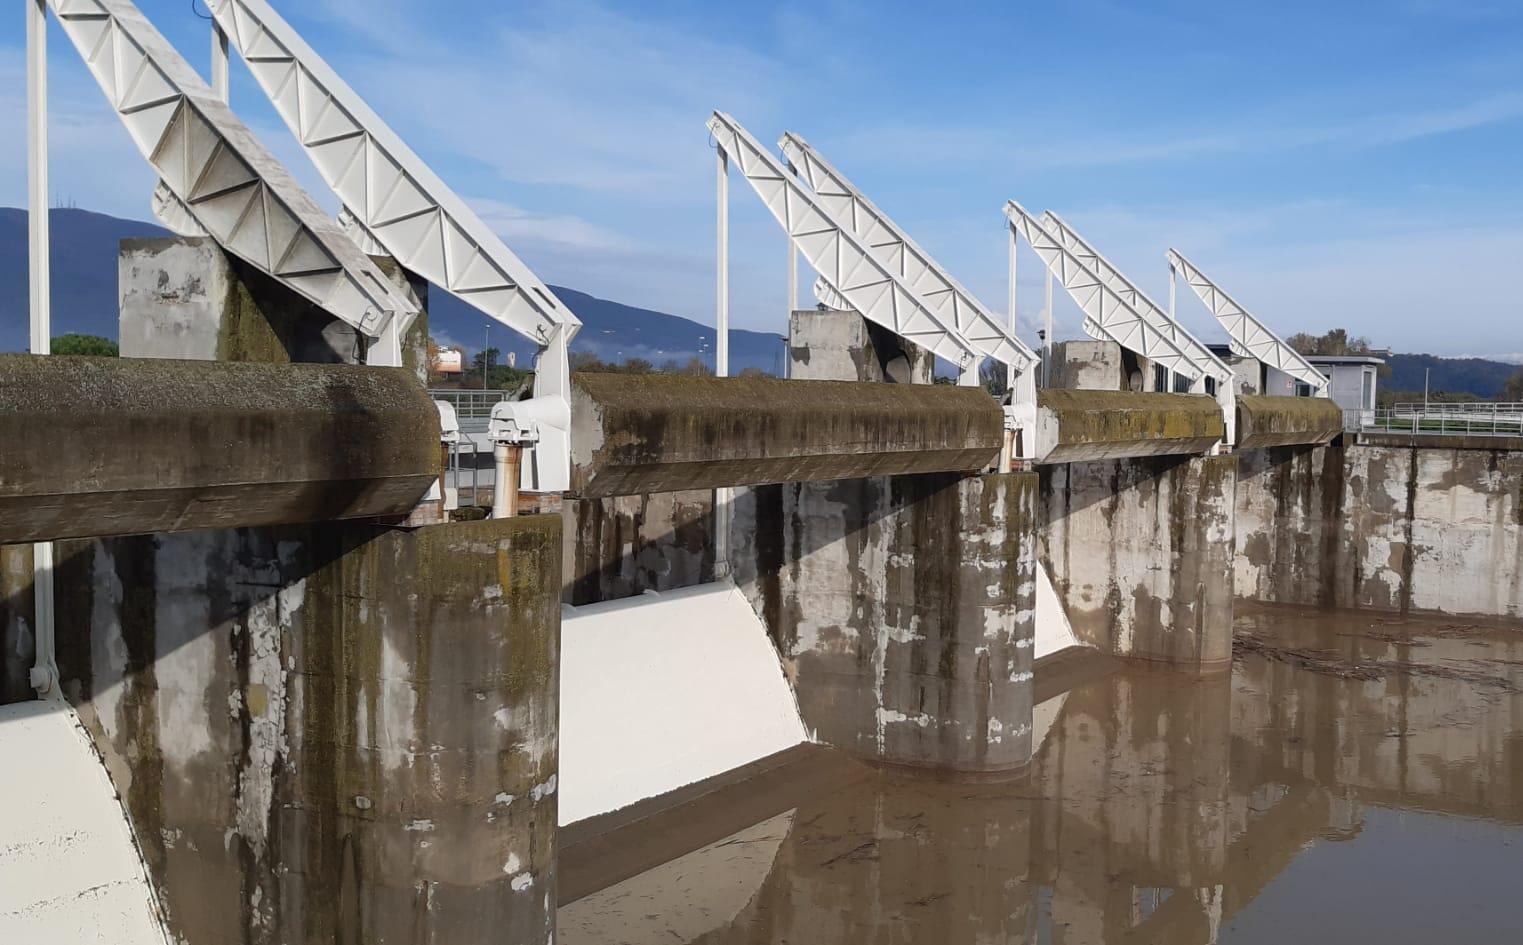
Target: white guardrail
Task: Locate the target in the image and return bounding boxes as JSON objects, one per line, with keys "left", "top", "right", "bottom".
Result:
{"left": 1347, "top": 403, "right": 1523, "bottom": 437}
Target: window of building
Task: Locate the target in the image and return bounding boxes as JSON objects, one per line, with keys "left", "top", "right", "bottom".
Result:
{"left": 1362, "top": 370, "right": 1374, "bottom": 410}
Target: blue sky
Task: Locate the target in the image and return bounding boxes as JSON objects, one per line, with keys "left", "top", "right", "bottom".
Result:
{"left": 3, "top": 0, "right": 1522, "bottom": 356}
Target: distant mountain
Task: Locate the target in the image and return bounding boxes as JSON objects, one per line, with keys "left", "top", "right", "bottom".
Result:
{"left": 0, "top": 207, "right": 784, "bottom": 374}
{"left": 1383, "top": 353, "right": 1518, "bottom": 398}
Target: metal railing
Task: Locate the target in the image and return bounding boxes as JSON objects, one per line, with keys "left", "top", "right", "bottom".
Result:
{"left": 1353, "top": 403, "right": 1523, "bottom": 437}
{"left": 428, "top": 388, "right": 514, "bottom": 420}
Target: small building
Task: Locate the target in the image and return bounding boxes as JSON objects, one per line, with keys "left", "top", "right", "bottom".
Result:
{"left": 432, "top": 347, "right": 464, "bottom": 375}
{"left": 1305, "top": 355, "right": 1384, "bottom": 427}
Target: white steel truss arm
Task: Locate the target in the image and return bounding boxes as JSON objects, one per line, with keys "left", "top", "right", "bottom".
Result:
{"left": 780, "top": 132, "right": 1037, "bottom": 373}
{"left": 206, "top": 0, "right": 581, "bottom": 357}
{"left": 1041, "top": 211, "right": 1230, "bottom": 386}
{"left": 1166, "top": 248, "right": 1328, "bottom": 393}
{"left": 709, "top": 113, "right": 982, "bottom": 373}
{"left": 1004, "top": 201, "right": 1202, "bottom": 381}
{"left": 47, "top": 0, "right": 416, "bottom": 340}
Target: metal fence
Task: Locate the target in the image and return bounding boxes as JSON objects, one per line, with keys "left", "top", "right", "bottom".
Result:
{"left": 429, "top": 388, "right": 514, "bottom": 420}
{"left": 1352, "top": 403, "right": 1523, "bottom": 437}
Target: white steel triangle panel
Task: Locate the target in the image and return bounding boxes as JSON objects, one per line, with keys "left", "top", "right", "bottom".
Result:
{"left": 48, "top": 0, "right": 419, "bottom": 339}
{"left": 226, "top": 186, "right": 272, "bottom": 268}
{"left": 192, "top": 181, "right": 258, "bottom": 237}
{"left": 207, "top": 0, "right": 578, "bottom": 347}
{"left": 711, "top": 112, "right": 979, "bottom": 372}
{"left": 1005, "top": 201, "right": 1201, "bottom": 379}
{"left": 264, "top": 199, "right": 302, "bottom": 271}
{"left": 253, "top": 57, "right": 301, "bottom": 123}
{"left": 148, "top": 102, "right": 189, "bottom": 190}
{"left": 780, "top": 133, "right": 1036, "bottom": 372}
{"left": 1166, "top": 248, "right": 1327, "bottom": 392}
{"left": 276, "top": 230, "right": 336, "bottom": 276}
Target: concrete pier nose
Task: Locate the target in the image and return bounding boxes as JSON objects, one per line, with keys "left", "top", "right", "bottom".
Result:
{"left": 1235, "top": 395, "right": 1344, "bottom": 450}
{"left": 0, "top": 355, "right": 441, "bottom": 543}
{"left": 567, "top": 372, "right": 1003, "bottom": 497}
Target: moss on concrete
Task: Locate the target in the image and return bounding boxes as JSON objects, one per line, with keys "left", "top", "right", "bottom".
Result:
{"left": 1236, "top": 395, "right": 1343, "bottom": 449}
{"left": 0, "top": 354, "right": 441, "bottom": 542}
{"left": 569, "top": 372, "right": 1004, "bottom": 496}
{"left": 1036, "top": 389, "right": 1224, "bottom": 462}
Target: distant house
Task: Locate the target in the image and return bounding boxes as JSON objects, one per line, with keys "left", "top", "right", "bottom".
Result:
{"left": 1306, "top": 355, "right": 1384, "bottom": 426}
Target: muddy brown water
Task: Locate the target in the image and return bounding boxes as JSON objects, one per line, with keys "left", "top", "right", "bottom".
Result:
{"left": 559, "top": 606, "right": 1523, "bottom": 944}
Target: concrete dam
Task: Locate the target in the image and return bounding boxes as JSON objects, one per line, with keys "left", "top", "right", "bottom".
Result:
{"left": 5, "top": 3, "right": 1522, "bottom": 943}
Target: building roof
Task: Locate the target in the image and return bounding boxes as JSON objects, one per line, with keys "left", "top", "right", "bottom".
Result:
{"left": 1304, "top": 355, "right": 1386, "bottom": 366}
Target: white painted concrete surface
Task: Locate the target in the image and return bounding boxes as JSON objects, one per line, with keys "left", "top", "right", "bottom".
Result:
{"left": 0, "top": 700, "right": 167, "bottom": 944}
{"left": 1035, "top": 564, "right": 1082, "bottom": 659}
{"left": 559, "top": 582, "right": 808, "bottom": 826}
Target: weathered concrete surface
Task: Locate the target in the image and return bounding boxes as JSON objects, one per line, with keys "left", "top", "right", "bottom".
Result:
{"left": 1236, "top": 443, "right": 1523, "bottom": 618}
{"left": 787, "top": 309, "right": 933, "bottom": 384}
{"left": 1033, "top": 389, "right": 1224, "bottom": 464}
{"left": 40, "top": 515, "right": 561, "bottom": 945}
{"left": 1357, "top": 430, "right": 1523, "bottom": 451}
{"left": 120, "top": 236, "right": 429, "bottom": 382}
{"left": 732, "top": 472, "right": 1038, "bottom": 772}
{"left": 1, "top": 543, "right": 34, "bottom": 704}
{"left": 1235, "top": 394, "right": 1343, "bottom": 450}
{"left": 1046, "top": 340, "right": 1146, "bottom": 392}
{"left": 562, "top": 490, "right": 714, "bottom": 605}
{"left": 1040, "top": 455, "right": 1236, "bottom": 670}
{"left": 568, "top": 372, "right": 1002, "bottom": 497}
{"left": 0, "top": 355, "right": 440, "bottom": 543}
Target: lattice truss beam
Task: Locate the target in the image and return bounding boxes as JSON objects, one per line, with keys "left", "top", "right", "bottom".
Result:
{"left": 1041, "top": 211, "right": 1230, "bottom": 384}
{"left": 709, "top": 112, "right": 980, "bottom": 370}
{"left": 780, "top": 133, "right": 1037, "bottom": 373}
{"left": 48, "top": 0, "right": 416, "bottom": 338}
{"left": 1166, "top": 248, "right": 1327, "bottom": 392}
{"left": 1004, "top": 201, "right": 1202, "bottom": 379}
{"left": 206, "top": 0, "right": 581, "bottom": 349}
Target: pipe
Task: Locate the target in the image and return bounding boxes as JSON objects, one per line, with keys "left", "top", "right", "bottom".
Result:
{"left": 28, "top": 0, "right": 57, "bottom": 700}
{"left": 492, "top": 442, "right": 521, "bottom": 519}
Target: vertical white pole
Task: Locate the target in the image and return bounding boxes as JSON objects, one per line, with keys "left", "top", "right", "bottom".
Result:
{"left": 1007, "top": 223, "right": 1017, "bottom": 393}
{"left": 211, "top": 21, "right": 229, "bottom": 102}
{"left": 1044, "top": 266, "right": 1054, "bottom": 387}
{"left": 1168, "top": 262, "right": 1177, "bottom": 322}
{"left": 785, "top": 240, "right": 796, "bottom": 380}
{"left": 28, "top": 0, "right": 57, "bottom": 699}
{"left": 714, "top": 147, "right": 731, "bottom": 578}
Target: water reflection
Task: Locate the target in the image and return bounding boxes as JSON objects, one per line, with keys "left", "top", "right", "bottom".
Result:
{"left": 562, "top": 607, "right": 1523, "bottom": 944}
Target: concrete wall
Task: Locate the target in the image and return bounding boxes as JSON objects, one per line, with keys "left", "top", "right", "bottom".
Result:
{"left": 1048, "top": 340, "right": 1131, "bottom": 391}
{"left": 33, "top": 516, "right": 562, "bottom": 945}
{"left": 1040, "top": 455, "right": 1237, "bottom": 670}
{"left": 732, "top": 472, "right": 1038, "bottom": 772}
{"left": 1, "top": 543, "right": 34, "bottom": 704}
{"left": 1237, "top": 442, "right": 1523, "bottom": 618}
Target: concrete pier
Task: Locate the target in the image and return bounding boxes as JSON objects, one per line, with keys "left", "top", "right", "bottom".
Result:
{"left": 733, "top": 472, "right": 1038, "bottom": 772}
{"left": 1033, "top": 389, "right": 1225, "bottom": 463}
{"left": 1234, "top": 394, "right": 1343, "bottom": 450}
{"left": 1041, "top": 455, "right": 1237, "bottom": 671}
{"left": 37, "top": 516, "right": 562, "bottom": 945}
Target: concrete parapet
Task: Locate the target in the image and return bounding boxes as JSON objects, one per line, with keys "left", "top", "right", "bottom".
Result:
{"left": 567, "top": 372, "right": 1002, "bottom": 497}
{"left": 733, "top": 471, "right": 1038, "bottom": 772}
{"left": 1034, "top": 389, "right": 1224, "bottom": 463}
{"left": 1235, "top": 394, "right": 1343, "bottom": 450}
{"left": 0, "top": 355, "right": 440, "bottom": 543}
{"left": 47, "top": 515, "right": 562, "bottom": 945}
{"left": 1040, "top": 455, "right": 1236, "bottom": 671}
